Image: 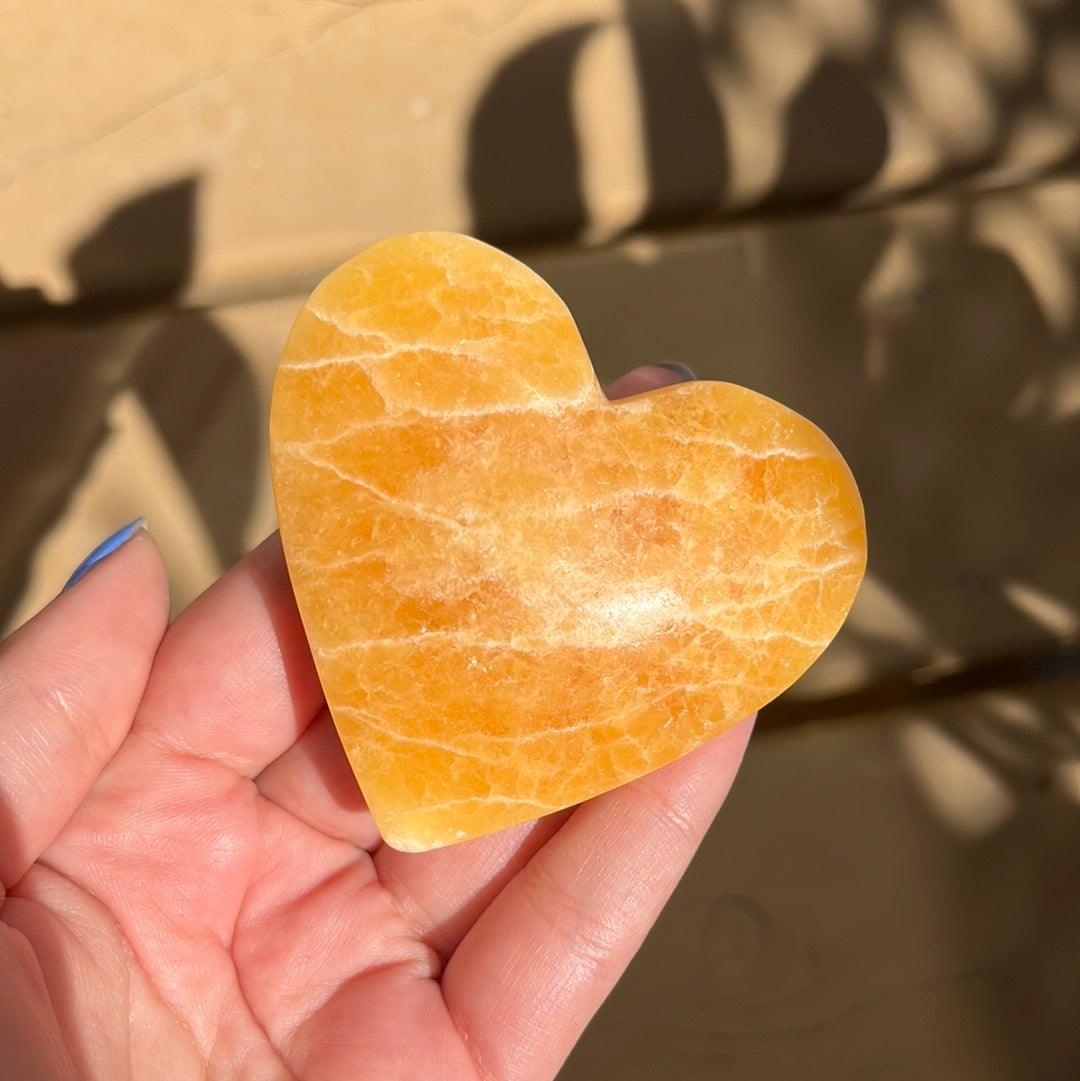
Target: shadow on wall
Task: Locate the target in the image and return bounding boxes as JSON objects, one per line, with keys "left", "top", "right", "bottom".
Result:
{"left": 530, "top": 177, "right": 1080, "bottom": 699}
{"left": 0, "top": 178, "right": 260, "bottom": 626}
{"left": 899, "top": 682, "right": 1080, "bottom": 1081}
{"left": 466, "top": 23, "right": 596, "bottom": 245}
{"left": 558, "top": 681, "right": 1080, "bottom": 1081}
{"left": 759, "top": 197, "right": 1080, "bottom": 679}
{"left": 464, "top": 0, "right": 890, "bottom": 243}
{"left": 761, "top": 55, "right": 888, "bottom": 208}
{"left": 466, "top": 0, "right": 733, "bottom": 244}
{"left": 622, "top": 0, "right": 729, "bottom": 226}
{"left": 467, "top": 0, "right": 1078, "bottom": 243}
{"left": 539, "top": 168, "right": 1080, "bottom": 1081}
{"left": 538, "top": 190, "right": 1080, "bottom": 1080}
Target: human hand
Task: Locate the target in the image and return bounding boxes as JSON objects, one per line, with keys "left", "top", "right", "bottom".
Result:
{"left": 0, "top": 365, "right": 753, "bottom": 1080}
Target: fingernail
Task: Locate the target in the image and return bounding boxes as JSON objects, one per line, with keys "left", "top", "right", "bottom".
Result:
{"left": 657, "top": 361, "right": 697, "bottom": 381}
{"left": 62, "top": 518, "right": 147, "bottom": 592}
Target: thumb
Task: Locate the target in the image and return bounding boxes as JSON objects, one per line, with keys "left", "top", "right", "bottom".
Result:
{"left": 0, "top": 524, "right": 169, "bottom": 888}
{"left": 604, "top": 363, "right": 696, "bottom": 401}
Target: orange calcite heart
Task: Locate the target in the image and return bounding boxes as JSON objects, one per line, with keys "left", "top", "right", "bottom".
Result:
{"left": 270, "top": 232, "right": 866, "bottom": 851}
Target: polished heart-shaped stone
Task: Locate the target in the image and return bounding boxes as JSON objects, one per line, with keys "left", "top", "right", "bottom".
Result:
{"left": 270, "top": 233, "right": 866, "bottom": 851}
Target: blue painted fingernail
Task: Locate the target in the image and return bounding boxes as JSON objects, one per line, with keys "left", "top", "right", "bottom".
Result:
{"left": 62, "top": 517, "right": 147, "bottom": 592}
{"left": 657, "top": 361, "right": 698, "bottom": 381}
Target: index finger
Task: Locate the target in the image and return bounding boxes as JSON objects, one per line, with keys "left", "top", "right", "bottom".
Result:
{"left": 0, "top": 530, "right": 168, "bottom": 886}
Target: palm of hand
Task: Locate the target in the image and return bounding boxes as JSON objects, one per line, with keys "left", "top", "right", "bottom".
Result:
{"left": 0, "top": 374, "right": 750, "bottom": 1081}
{"left": 1, "top": 533, "right": 749, "bottom": 1081}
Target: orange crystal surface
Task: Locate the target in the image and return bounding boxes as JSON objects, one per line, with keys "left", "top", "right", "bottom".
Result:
{"left": 269, "top": 232, "right": 866, "bottom": 851}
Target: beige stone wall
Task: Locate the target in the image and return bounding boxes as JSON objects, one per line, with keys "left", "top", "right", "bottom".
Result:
{"left": 3, "top": 0, "right": 1078, "bottom": 307}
